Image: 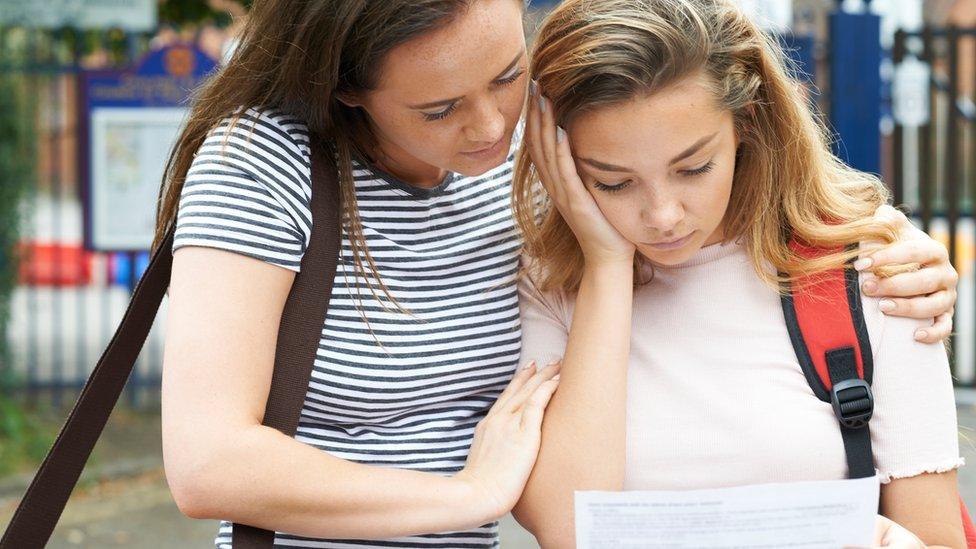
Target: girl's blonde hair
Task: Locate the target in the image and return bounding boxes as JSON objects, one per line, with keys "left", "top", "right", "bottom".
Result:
{"left": 513, "top": 0, "right": 898, "bottom": 292}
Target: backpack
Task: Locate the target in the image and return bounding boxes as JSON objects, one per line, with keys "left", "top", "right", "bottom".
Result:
{"left": 781, "top": 239, "right": 976, "bottom": 547}
{"left": 0, "top": 133, "right": 342, "bottom": 549}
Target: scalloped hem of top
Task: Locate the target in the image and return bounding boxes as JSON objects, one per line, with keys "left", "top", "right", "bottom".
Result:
{"left": 877, "top": 457, "right": 966, "bottom": 484}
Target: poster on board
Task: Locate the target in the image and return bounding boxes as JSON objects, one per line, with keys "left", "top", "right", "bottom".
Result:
{"left": 82, "top": 44, "right": 217, "bottom": 251}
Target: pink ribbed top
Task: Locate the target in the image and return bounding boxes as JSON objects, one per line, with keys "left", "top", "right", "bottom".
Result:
{"left": 519, "top": 241, "right": 963, "bottom": 488}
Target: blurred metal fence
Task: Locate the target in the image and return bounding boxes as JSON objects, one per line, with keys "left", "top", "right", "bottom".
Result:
{"left": 0, "top": 27, "right": 165, "bottom": 408}
{"left": 891, "top": 26, "right": 976, "bottom": 387}
{"left": 2, "top": 17, "right": 976, "bottom": 410}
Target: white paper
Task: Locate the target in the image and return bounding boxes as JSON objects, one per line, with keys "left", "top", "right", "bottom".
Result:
{"left": 575, "top": 476, "right": 879, "bottom": 549}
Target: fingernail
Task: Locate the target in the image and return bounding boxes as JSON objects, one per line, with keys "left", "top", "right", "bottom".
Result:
{"left": 879, "top": 299, "right": 895, "bottom": 313}
{"left": 556, "top": 126, "right": 565, "bottom": 143}
{"left": 519, "top": 360, "right": 536, "bottom": 371}
{"left": 530, "top": 79, "right": 538, "bottom": 96}
{"left": 915, "top": 330, "right": 928, "bottom": 341}
{"left": 862, "top": 280, "right": 877, "bottom": 295}
{"left": 853, "top": 257, "right": 872, "bottom": 271}
{"left": 551, "top": 374, "right": 561, "bottom": 382}
{"left": 539, "top": 95, "right": 547, "bottom": 113}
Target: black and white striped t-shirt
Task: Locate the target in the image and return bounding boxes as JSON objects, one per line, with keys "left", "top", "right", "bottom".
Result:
{"left": 172, "top": 107, "right": 522, "bottom": 548}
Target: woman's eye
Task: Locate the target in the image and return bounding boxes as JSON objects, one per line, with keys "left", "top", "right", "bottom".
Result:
{"left": 423, "top": 102, "right": 459, "bottom": 122}
{"left": 423, "top": 68, "right": 524, "bottom": 122}
{"left": 681, "top": 161, "right": 715, "bottom": 177}
{"left": 496, "top": 68, "right": 525, "bottom": 86}
{"left": 593, "top": 180, "right": 632, "bottom": 193}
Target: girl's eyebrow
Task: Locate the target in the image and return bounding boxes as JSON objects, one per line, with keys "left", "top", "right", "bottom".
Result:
{"left": 668, "top": 132, "right": 718, "bottom": 166}
{"left": 579, "top": 131, "right": 720, "bottom": 173}
{"left": 579, "top": 157, "right": 630, "bottom": 172}
{"left": 408, "top": 50, "right": 525, "bottom": 111}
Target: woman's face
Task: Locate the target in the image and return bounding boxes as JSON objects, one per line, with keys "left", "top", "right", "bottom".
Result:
{"left": 354, "top": 0, "right": 528, "bottom": 184}
{"left": 567, "top": 74, "right": 739, "bottom": 266}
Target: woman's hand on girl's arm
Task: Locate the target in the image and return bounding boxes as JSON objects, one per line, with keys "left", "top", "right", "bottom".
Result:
{"left": 526, "top": 81, "right": 635, "bottom": 267}
{"left": 858, "top": 205, "right": 957, "bottom": 343}
{"left": 162, "top": 247, "right": 560, "bottom": 539}
{"left": 456, "top": 360, "right": 562, "bottom": 516}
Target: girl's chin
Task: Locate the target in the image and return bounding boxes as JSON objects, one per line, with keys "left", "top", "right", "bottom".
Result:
{"left": 639, "top": 248, "right": 700, "bottom": 267}
{"left": 637, "top": 232, "right": 702, "bottom": 266}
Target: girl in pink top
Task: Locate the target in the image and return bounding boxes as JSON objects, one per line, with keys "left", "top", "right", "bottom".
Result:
{"left": 510, "top": 0, "right": 965, "bottom": 547}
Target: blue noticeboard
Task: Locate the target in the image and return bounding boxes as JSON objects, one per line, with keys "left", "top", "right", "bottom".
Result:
{"left": 81, "top": 44, "right": 218, "bottom": 252}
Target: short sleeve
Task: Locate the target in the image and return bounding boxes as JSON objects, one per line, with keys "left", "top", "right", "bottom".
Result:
{"left": 861, "top": 273, "right": 965, "bottom": 482}
{"left": 172, "top": 107, "right": 313, "bottom": 272}
{"left": 518, "top": 256, "right": 573, "bottom": 367}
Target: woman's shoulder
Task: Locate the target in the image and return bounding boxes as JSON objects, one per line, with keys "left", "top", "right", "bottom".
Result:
{"left": 192, "top": 105, "right": 314, "bottom": 202}
{"left": 202, "top": 106, "right": 312, "bottom": 177}
{"left": 175, "top": 106, "right": 316, "bottom": 271}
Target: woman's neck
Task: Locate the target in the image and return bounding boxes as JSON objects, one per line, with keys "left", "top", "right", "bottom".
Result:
{"left": 371, "top": 134, "right": 448, "bottom": 189}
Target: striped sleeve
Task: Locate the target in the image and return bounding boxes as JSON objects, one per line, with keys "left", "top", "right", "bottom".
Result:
{"left": 172, "top": 108, "right": 313, "bottom": 272}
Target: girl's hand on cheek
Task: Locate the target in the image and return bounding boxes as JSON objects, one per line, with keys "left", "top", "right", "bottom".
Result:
{"left": 527, "top": 81, "right": 635, "bottom": 267}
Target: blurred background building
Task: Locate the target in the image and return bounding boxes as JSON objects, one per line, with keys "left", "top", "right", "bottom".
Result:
{"left": 0, "top": 0, "right": 974, "bottom": 547}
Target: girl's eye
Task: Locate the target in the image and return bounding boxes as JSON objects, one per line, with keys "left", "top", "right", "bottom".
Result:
{"left": 495, "top": 68, "right": 525, "bottom": 86}
{"left": 423, "top": 102, "right": 459, "bottom": 122}
{"left": 682, "top": 161, "right": 715, "bottom": 177}
{"left": 593, "top": 180, "right": 632, "bottom": 193}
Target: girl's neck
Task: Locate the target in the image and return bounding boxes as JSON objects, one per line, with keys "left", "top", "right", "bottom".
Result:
{"left": 647, "top": 239, "right": 741, "bottom": 270}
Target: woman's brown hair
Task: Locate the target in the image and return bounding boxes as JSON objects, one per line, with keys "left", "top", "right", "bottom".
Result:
{"left": 153, "top": 0, "right": 478, "bottom": 304}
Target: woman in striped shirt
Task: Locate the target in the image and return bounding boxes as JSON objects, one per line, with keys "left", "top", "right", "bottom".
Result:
{"left": 158, "top": 1, "right": 960, "bottom": 547}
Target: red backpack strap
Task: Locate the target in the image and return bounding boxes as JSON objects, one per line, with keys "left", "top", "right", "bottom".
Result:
{"left": 961, "top": 500, "right": 976, "bottom": 548}
{"left": 780, "top": 240, "right": 876, "bottom": 479}
{"left": 784, "top": 239, "right": 976, "bottom": 546}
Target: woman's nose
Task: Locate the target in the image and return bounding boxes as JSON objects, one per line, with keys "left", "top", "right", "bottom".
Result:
{"left": 463, "top": 97, "right": 505, "bottom": 145}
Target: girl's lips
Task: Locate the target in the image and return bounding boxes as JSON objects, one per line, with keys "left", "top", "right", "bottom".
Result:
{"left": 644, "top": 231, "right": 695, "bottom": 250}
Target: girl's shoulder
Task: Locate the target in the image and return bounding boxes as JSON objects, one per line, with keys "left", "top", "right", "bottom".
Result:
{"left": 518, "top": 254, "right": 576, "bottom": 329}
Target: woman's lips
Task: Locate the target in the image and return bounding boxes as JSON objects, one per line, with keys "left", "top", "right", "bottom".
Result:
{"left": 461, "top": 138, "right": 504, "bottom": 160}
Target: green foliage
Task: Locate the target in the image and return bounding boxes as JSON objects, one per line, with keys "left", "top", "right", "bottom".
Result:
{"left": 0, "top": 388, "right": 58, "bottom": 477}
{"left": 0, "top": 74, "right": 35, "bottom": 373}
{"left": 0, "top": 70, "right": 42, "bottom": 479}
{"left": 159, "top": 0, "right": 251, "bottom": 27}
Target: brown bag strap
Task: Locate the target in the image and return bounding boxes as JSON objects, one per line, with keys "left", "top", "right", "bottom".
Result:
{"left": 232, "top": 138, "right": 342, "bottom": 547}
{"left": 0, "top": 135, "right": 341, "bottom": 549}
{"left": 0, "top": 225, "right": 176, "bottom": 549}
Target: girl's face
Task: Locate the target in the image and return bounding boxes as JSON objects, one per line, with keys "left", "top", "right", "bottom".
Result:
{"left": 567, "top": 74, "right": 740, "bottom": 266}
{"left": 353, "top": 0, "right": 528, "bottom": 183}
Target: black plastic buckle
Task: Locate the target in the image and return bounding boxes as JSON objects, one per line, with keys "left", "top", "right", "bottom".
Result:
{"left": 830, "top": 379, "right": 874, "bottom": 429}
